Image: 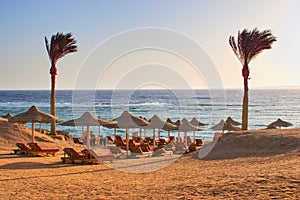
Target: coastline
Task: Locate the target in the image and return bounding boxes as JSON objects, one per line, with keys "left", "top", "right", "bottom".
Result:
{"left": 0, "top": 121, "right": 299, "bottom": 199}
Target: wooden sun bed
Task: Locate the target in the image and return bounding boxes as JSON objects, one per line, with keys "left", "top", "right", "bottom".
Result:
{"left": 129, "top": 146, "right": 152, "bottom": 157}
{"left": 28, "top": 142, "right": 59, "bottom": 156}
{"left": 61, "top": 148, "right": 87, "bottom": 164}
{"left": 109, "top": 146, "right": 127, "bottom": 158}
{"left": 13, "top": 143, "right": 32, "bottom": 155}
{"left": 82, "top": 149, "right": 115, "bottom": 163}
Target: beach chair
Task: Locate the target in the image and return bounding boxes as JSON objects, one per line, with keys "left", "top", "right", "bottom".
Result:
{"left": 13, "top": 143, "right": 32, "bottom": 155}
{"left": 158, "top": 138, "right": 167, "bottom": 147}
{"left": 129, "top": 146, "right": 152, "bottom": 157}
{"left": 167, "top": 136, "right": 175, "bottom": 143}
{"left": 82, "top": 149, "right": 115, "bottom": 163}
{"left": 109, "top": 146, "right": 127, "bottom": 158}
{"left": 195, "top": 139, "right": 203, "bottom": 146}
{"left": 106, "top": 136, "right": 115, "bottom": 144}
{"left": 115, "top": 135, "right": 127, "bottom": 149}
{"left": 73, "top": 137, "right": 84, "bottom": 144}
{"left": 61, "top": 148, "right": 87, "bottom": 164}
{"left": 28, "top": 142, "right": 59, "bottom": 156}
{"left": 188, "top": 143, "right": 201, "bottom": 152}
{"left": 129, "top": 139, "right": 140, "bottom": 147}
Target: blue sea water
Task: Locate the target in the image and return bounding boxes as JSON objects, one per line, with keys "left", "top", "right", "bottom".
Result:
{"left": 0, "top": 89, "right": 299, "bottom": 140}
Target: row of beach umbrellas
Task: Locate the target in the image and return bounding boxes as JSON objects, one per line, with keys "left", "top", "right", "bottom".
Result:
{"left": 5, "top": 105, "right": 294, "bottom": 146}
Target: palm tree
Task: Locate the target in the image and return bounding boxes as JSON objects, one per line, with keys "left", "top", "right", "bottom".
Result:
{"left": 45, "top": 32, "right": 77, "bottom": 134}
{"left": 229, "top": 28, "right": 276, "bottom": 130}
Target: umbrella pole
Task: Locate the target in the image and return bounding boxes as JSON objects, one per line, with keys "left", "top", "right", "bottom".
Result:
{"left": 114, "top": 128, "right": 116, "bottom": 139}
{"left": 139, "top": 128, "right": 142, "bottom": 138}
{"left": 184, "top": 132, "right": 187, "bottom": 146}
{"left": 87, "top": 126, "right": 90, "bottom": 149}
{"left": 168, "top": 130, "right": 170, "bottom": 141}
{"left": 39, "top": 122, "right": 42, "bottom": 133}
{"left": 177, "top": 130, "right": 180, "bottom": 143}
{"left": 144, "top": 129, "right": 146, "bottom": 139}
{"left": 126, "top": 128, "right": 129, "bottom": 157}
{"left": 158, "top": 129, "right": 161, "bottom": 139}
{"left": 31, "top": 121, "right": 35, "bottom": 143}
{"left": 153, "top": 129, "right": 156, "bottom": 147}
{"left": 193, "top": 131, "right": 196, "bottom": 143}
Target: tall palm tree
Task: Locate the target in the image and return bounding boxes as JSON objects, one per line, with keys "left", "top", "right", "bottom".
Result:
{"left": 229, "top": 28, "right": 276, "bottom": 130}
{"left": 45, "top": 32, "right": 77, "bottom": 134}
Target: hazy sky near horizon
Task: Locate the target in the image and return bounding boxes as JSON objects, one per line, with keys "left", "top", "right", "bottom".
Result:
{"left": 0, "top": 0, "right": 299, "bottom": 90}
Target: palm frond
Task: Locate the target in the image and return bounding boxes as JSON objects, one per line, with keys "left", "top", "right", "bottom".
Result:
{"left": 44, "top": 32, "right": 77, "bottom": 64}
{"left": 229, "top": 28, "right": 276, "bottom": 66}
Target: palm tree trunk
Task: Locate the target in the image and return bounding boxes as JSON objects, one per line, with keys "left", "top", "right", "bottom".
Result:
{"left": 242, "top": 65, "right": 249, "bottom": 130}
{"left": 50, "top": 63, "right": 57, "bottom": 135}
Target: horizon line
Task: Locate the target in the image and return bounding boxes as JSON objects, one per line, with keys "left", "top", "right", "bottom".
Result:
{"left": 1, "top": 85, "right": 300, "bottom": 91}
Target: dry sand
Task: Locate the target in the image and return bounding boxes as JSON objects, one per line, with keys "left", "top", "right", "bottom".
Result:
{"left": 0, "top": 121, "right": 299, "bottom": 199}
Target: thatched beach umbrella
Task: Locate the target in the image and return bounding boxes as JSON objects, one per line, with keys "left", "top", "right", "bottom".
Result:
{"left": 60, "top": 112, "right": 116, "bottom": 148}
{"left": 114, "top": 110, "right": 149, "bottom": 154}
{"left": 210, "top": 119, "right": 226, "bottom": 131}
{"left": 226, "top": 117, "right": 242, "bottom": 126}
{"left": 1, "top": 113, "right": 14, "bottom": 119}
{"left": 9, "top": 105, "right": 59, "bottom": 142}
{"left": 210, "top": 119, "right": 240, "bottom": 133}
{"left": 267, "top": 118, "right": 293, "bottom": 129}
{"left": 190, "top": 117, "right": 208, "bottom": 126}
{"left": 179, "top": 118, "right": 203, "bottom": 145}
{"left": 190, "top": 117, "right": 207, "bottom": 142}
{"left": 145, "top": 115, "right": 177, "bottom": 147}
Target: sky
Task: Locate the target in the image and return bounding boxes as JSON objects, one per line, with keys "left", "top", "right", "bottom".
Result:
{"left": 0, "top": 0, "right": 299, "bottom": 90}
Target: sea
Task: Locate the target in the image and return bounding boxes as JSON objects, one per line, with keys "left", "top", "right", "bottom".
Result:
{"left": 1, "top": 89, "right": 299, "bottom": 141}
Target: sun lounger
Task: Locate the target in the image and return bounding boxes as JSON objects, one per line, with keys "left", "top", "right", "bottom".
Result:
{"left": 28, "top": 142, "right": 59, "bottom": 156}
{"left": 13, "top": 143, "right": 32, "bottom": 155}
{"left": 129, "top": 146, "right": 152, "bottom": 157}
{"left": 109, "top": 146, "right": 127, "bottom": 158}
{"left": 82, "top": 149, "right": 115, "bottom": 163}
{"left": 129, "top": 139, "right": 140, "bottom": 147}
{"left": 115, "top": 135, "right": 127, "bottom": 149}
{"left": 195, "top": 139, "right": 203, "bottom": 146}
{"left": 158, "top": 138, "right": 167, "bottom": 145}
{"left": 106, "top": 136, "right": 115, "bottom": 144}
{"left": 73, "top": 137, "right": 84, "bottom": 144}
{"left": 188, "top": 143, "right": 201, "bottom": 152}
{"left": 61, "top": 148, "right": 87, "bottom": 164}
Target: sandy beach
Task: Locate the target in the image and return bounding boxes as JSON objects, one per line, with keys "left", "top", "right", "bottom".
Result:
{"left": 0, "top": 121, "right": 299, "bottom": 199}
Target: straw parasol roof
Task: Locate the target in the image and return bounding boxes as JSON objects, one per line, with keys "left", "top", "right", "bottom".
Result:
{"left": 223, "top": 121, "right": 240, "bottom": 131}
{"left": 145, "top": 115, "right": 177, "bottom": 130}
{"left": 60, "top": 112, "right": 116, "bottom": 127}
{"left": 267, "top": 118, "right": 293, "bottom": 129}
{"left": 9, "top": 105, "right": 59, "bottom": 124}
{"left": 210, "top": 119, "right": 240, "bottom": 132}
{"left": 1, "top": 113, "right": 14, "bottom": 119}
{"left": 190, "top": 117, "right": 208, "bottom": 126}
{"left": 209, "top": 119, "right": 226, "bottom": 131}
{"left": 166, "top": 118, "right": 181, "bottom": 126}
{"left": 60, "top": 112, "right": 116, "bottom": 149}
{"left": 179, "top": 118, "right": 203, "bottom": 132}
{"left": 9, "top": 105, "right": 59, "bottom": 142}
{"left": 114, "top": 110, "right": 149, "bottom": 129}
{"left": 226, "top": 117, "right": 242, "bottom": 126}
